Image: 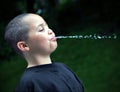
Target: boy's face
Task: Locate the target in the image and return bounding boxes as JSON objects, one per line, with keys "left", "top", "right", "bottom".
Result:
{"left": 24, "top": 14, "right": 57, "bottom": 55}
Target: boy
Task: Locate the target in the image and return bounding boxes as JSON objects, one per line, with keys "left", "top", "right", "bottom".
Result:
{"left": 4, "top": 13, "right": 84, "bottom": 92}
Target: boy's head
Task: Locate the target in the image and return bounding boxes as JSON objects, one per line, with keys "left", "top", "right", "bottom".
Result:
{"left": 5, "top": 13, "right": 57, "bottom": 57}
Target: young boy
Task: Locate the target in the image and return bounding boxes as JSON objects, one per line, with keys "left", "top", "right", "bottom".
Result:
{"left": 4, "top": 13, "right": 84, "bottom": 92}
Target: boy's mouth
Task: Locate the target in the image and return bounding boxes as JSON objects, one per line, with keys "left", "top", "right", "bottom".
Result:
{"left": 51, "top": 36, "right": 57, "bottom": 41}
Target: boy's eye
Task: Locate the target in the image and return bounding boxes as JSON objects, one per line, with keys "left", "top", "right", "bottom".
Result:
{"left": 38, "top": 26, "right": 44, "bottom": 32}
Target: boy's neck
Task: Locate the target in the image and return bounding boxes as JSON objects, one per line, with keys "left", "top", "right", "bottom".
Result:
{"left": 25, "top": 54, "right": 52, "bottom": 68}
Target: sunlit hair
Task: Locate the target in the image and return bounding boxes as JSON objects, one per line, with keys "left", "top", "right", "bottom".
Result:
{"left": 4, "top": 13, "right": 30, "bottom": 56}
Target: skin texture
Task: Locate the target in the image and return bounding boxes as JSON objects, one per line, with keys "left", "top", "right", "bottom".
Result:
{"left": 17, "top": 14, "right": 57, "bottom": 67}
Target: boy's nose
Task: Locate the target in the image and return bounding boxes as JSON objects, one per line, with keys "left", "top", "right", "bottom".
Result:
{"left": 48, "top": 28, "right": 54, "bottom": 35}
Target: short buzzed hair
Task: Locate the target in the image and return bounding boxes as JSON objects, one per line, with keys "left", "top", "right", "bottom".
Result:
{"left": 4, "top": 13, "right": 30, "bottom": 56}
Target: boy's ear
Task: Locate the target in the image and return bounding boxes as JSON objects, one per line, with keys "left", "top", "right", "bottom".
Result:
{"left": 17, "top": 41, "right": 29, "bottom": 51}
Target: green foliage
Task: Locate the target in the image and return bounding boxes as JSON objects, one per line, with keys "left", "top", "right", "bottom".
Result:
{"left": 16, "top": 1, "right": 27, "bottom": 13}
{"left": 0, "top": 23, "right": 16, "bottom": 61}
{"left": 0, "top": 55, "right": 27, "bottom": 92}
{"left": 57, "top": 0, "right": 73, "bottom": 10}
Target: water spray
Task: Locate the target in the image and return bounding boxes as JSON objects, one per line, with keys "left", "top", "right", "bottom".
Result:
{"left": 56, "top": 34, "right": 117, "bottom": 39}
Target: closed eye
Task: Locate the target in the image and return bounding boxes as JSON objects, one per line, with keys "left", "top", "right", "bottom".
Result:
{"left": 38, "top": 26, "right": 44, "bottom": 32}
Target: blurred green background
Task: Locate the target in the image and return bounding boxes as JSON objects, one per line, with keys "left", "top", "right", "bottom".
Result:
{"left": 0, "top": 0, "right": 120, "bottom": 92}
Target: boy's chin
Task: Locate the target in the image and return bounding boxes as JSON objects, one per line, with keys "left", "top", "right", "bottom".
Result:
{"left": 50, "top": 45, "right": 58, "bottom": 53}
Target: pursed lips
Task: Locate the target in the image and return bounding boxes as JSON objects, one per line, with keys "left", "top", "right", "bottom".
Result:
{"left": 50, "top": 36, "right": 57, "bottom": 41}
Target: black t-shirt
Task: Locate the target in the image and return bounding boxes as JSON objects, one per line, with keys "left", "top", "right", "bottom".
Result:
{"left": 15, "top": 62, "right": 84, "bottom": 92}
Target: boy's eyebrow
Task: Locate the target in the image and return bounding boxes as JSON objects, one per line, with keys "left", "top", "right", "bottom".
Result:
{"left": 37, "top": 23, "right": 48, "bottom": 28}
{"left": 37, "top": 24, "right": 43, "bottom": 28}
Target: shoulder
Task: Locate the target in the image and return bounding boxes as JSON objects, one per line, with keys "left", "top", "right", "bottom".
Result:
{"left": 16, "top": 70, "right": 34, "bottom": 87}
{"left": 53, "top": 62, "right": 72, "bottom": 72}
{"left": 54, "top": 62, "right": 70, "bottom": 69}
{"left": 15, "top": 69, "right": 47, "bottom": 92}
{"left": 53, "top": 62, "right": 66, "bottom": 67}
{"left": 15, "top": 71, "right": 34, "bottom": 92}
